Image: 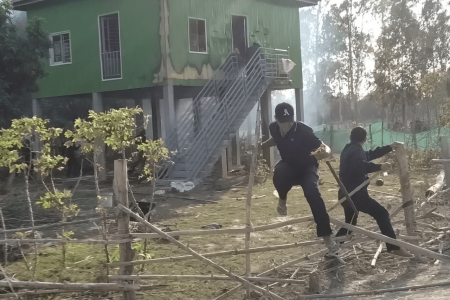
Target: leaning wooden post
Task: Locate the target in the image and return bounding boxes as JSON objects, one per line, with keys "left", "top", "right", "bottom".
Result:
{"left": 244, "top": 102, "right": 261, "bottom": 298}
{"left": 114, "top": 160, "right": 136, "bottom": 300}
{"left": 440, "top": 136, "right": 450, "bottom": 187}
{"left": 394, "top": 144, "right": 417, "bottom": 241}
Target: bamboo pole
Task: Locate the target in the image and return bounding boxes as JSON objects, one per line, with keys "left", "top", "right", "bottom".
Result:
{"left": 108, "top": 237, "right": 351, "bottom": 267}
{"left": 297, "top": 280, "right": 450, "bottom": 299}
{"left": 0, "top": 217, "right": 109, "bottom": 234}
{"left": 329, "top": 217, "right": 450, "bottom": 262}
{"left": 394, "top": 144, "right": 417, "bottom": 240}
{"left": 0, "top": 237, "right": 132, "bottom": 245}
{"left": 114, "top": 160, "right": 136, "bottom": 300}
{"left": 118, "top": 204, "right": 286, "bottom": 300}
{"left": 244, "top": 101, "right": 261, "bottom": 298}
{"left": 325, "top": 161, "right": 358, "bottom": 216}
{"left": 108, "top": 275, "right": 305, "bottom": 284}
{"left": 0, "top": 281, "right": 139, "bottom": 291}
{"left": 130, "top": 215, "right": 314, "bottom": 239}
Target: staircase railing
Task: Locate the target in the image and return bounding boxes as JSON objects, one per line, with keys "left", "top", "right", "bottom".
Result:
{"left": 162, "top": 47, "right": 289, "bottom": 181}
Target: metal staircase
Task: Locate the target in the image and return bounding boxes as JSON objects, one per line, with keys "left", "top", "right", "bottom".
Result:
{"left": 161, "top": 48, "right": 290, "bottom": 183}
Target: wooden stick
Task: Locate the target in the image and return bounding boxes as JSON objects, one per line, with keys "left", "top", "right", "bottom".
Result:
{"left": 114, "top": 159, "right": 136, "bottom": 300}
{"left": 118, "top": 204, "right": 286, "bottom": 300}
{"left": 432, "top": 159, "right": 450, "bottom": 162}
{"left": 370, "top": 241, "right": 383, "bottom": 267}
{"left": 306, "top": 172, "right": 380, "bottom": 226}
{"left": 297, "top": 280, "right": 450, "bottom": 299}
{"left": 108, "top": 275, "right": 306, "bottom": 284}
{"left": 0, "top": 281, "right": 139, "bottom": 291}
{"left": 108, "top": 237, "right": 352, "bottom": 267}
{"left": 329, "top": 217, "right": 450, "bottom": 262}
{"left": 130, "top": 216, "right": 314, "bottom": 239}
{"left": 425, "top": 170, "right": 445, "bottom": 197}
{"left": 282, "top": 266, "right": 302, "bottom": 287}
{"left": 325, "top": 160, "right": 358, "bottom": 216}
{"left": 394, "top": 144, "right": 417, "bottom": 242}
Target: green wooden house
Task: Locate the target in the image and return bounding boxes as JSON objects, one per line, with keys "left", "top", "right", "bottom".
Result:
{"left": 14, "top": 0, "right": 319, "bottom": 182}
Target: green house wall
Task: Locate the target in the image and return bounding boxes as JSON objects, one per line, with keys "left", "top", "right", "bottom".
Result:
{"left": 26, "top": 0, "right": 303, "bottom": 98}
{"left": 28, "top": 0, "right": 161, "bottom": 98}
{"left": 166, "top": 0, "right": 303, "bottom": 88}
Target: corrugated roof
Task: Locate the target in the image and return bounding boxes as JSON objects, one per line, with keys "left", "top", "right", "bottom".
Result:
{"left": 13, "top": 0, "right": 320, "bottom": 10}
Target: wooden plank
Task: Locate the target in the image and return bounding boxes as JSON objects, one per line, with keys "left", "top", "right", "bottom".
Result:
{"left": 108, "top": 275, "right": 305, "bottom": 284}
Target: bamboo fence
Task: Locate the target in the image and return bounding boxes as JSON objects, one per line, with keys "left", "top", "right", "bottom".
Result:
{"left": 1, "top": 133, "right": 449, "bottom": 299}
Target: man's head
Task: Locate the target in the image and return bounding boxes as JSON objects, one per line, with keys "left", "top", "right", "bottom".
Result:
{"left": 275, "top": 103, "right": 295, "bottom": 137}
{"left": 350, "top": 126, "right": 367, "bottom": 144}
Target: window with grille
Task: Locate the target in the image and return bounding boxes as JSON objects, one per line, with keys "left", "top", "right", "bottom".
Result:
{"left": 50, "top": 32, "right": 71, "bottom": 65}
{"left": 99, "top": 13, "right": 122, "bottom": 80}
{"left": 189, "top": 18, "right": 207, "bottom": 53}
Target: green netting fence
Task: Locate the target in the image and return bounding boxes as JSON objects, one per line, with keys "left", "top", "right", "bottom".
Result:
{"left": 314, "top": 122, "right": 450, "bottom": 153}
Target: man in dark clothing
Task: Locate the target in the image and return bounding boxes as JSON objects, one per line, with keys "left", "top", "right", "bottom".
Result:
{"left": 262, "top": 103, "right": 340, "bottom": 256}
{"left": 65, "top": 144, "right": 80, "bottom": 178}
{"left": 336, "top": 126, "right": 413, "bottom": 258}
{"left": 129, "top": 129, "right": 147, "bottom": 175}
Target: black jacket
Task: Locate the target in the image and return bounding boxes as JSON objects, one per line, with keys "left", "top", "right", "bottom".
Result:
{"left": 339, "top": 142, "right": 392, "bottom": 194}
{"left": 269, "top": 121, "right": 322, "bottom": 167}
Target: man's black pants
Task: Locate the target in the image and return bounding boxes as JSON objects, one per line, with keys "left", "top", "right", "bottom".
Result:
{"left": 335, "top": 189, "right": 399, "bottom": 251}
{"left": 273, "top": 160, "right": 332, "bottom": 237}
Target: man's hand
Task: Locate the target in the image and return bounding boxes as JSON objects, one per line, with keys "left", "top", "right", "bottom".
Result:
{"left": 380, "top": 163, "right": 392, "bottom": 172}
{"left": 311, "top": 143, "right": 331, "bottom": 161}
{"left": 390, "top": 141, "right": 404, "bottom": 150}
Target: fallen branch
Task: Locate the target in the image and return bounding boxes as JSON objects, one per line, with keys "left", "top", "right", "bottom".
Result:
{"left": 118, "top": 204, "right": 285, "bottom": 300}
{"left": 0, "top": 236, "right": 132, "bottom": 245}
{"left": 0, "top": 217, "right": 109, "bottom": 234}
{"left": 108, "top": 275, "right": 305, "bottom": 284}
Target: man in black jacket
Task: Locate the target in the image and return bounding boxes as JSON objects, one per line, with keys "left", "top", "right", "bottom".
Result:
{"left": 262, "top": 103, "right": 340, "bottom": 256}
{"left": 336, "top": 126, "right": 413, "bottom": 257}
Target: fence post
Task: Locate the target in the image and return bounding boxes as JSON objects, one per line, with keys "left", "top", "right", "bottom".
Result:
{"left": 369, "top": 124, "right": 373, "bottom": 148}
{"left": 394, "top": 145, "right": 417, "bottom": 245}
{"left": 440, "top": 136, "right": 450, "bottom": 188}
{"left": 114, "top": 160, "right": 136, "bottom": 300}
{"left": 329, "top": 124, "right": 334, "bottom": 158}
{"left": 381, "top": 120, "right": 384, "bottom": 146}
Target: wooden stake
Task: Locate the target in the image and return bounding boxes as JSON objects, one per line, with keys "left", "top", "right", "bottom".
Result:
{"left": 244, "top": 101, "right": 261, "bottom": 298}
{"left": 394, "top": 144, "right": 417, "bottom": 240}
{"left": 329, "top": 217, "right": 450, "bottom": 262}
{"left": 118, "top": 204, "right": 285, "bottom": 300}
{"left": 325, "top": 161, "right": 358, "bottom": 216}
{"left": 440, "top": 136, "right": 450, "bottom": 187}
{"left": 425, "top": 170, "right": 445, "bottom": 197}
{"left": 114, "top": 160, "right": 136, "bottom": 300}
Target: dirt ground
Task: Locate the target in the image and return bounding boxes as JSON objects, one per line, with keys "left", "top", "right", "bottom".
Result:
{"left": 1, "top": 157, "right": 450, "bottom": 300}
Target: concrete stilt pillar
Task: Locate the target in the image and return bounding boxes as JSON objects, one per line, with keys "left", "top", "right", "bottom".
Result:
{"left": 260, "top": 90, "right": 274, "bottom": 169}
{"left": 246, "top": 117, "right": 252, "bottom": 151}
{"left": 232, "top": 132, "right": 241, "bottom": 166}
{"left": 295, "top": 88, "right": 304, "bottom": 122}
{"left": 221, "top": 149, "right": 228, "bottom": 178}
{"left": 32, "top": 99, "right": 42, "bottom": 117}
{"left": 92, "top": 92, "right": 107, "bottom": 181}
{"left": 161, "top": 85, "right": 176, "bottom": 140}
{"left": 226, "top": 144, "right": 232, "bottom": 172}
{"left": 141, "top": 99, "right": 153, "bottom": 141}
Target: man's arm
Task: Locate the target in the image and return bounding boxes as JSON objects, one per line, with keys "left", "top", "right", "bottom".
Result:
{"left": 261, "top": 137, "right": 276, "bottom": 149}
{"left": 355, "top": 148, "right": 390, "bottom": 174}
{"left": 366, "top": 142, "right": 402, "bottom": 161}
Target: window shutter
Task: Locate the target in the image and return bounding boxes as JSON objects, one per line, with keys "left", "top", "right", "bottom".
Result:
{"left": 189, "top": 19, "right": 199, "bottom": 52}
{"left": 62, "top": 33, "right": 71, "bottom": 63}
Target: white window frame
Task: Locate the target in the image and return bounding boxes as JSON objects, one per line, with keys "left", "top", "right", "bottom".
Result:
{"left": 188, "top": 17, "right": 208, "bottom": 54}
{"left": 49, "top": 31, "right": 72, "bottom": 66}
{"left": 98, "top": 11, "right": 123, "bottom": 81}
